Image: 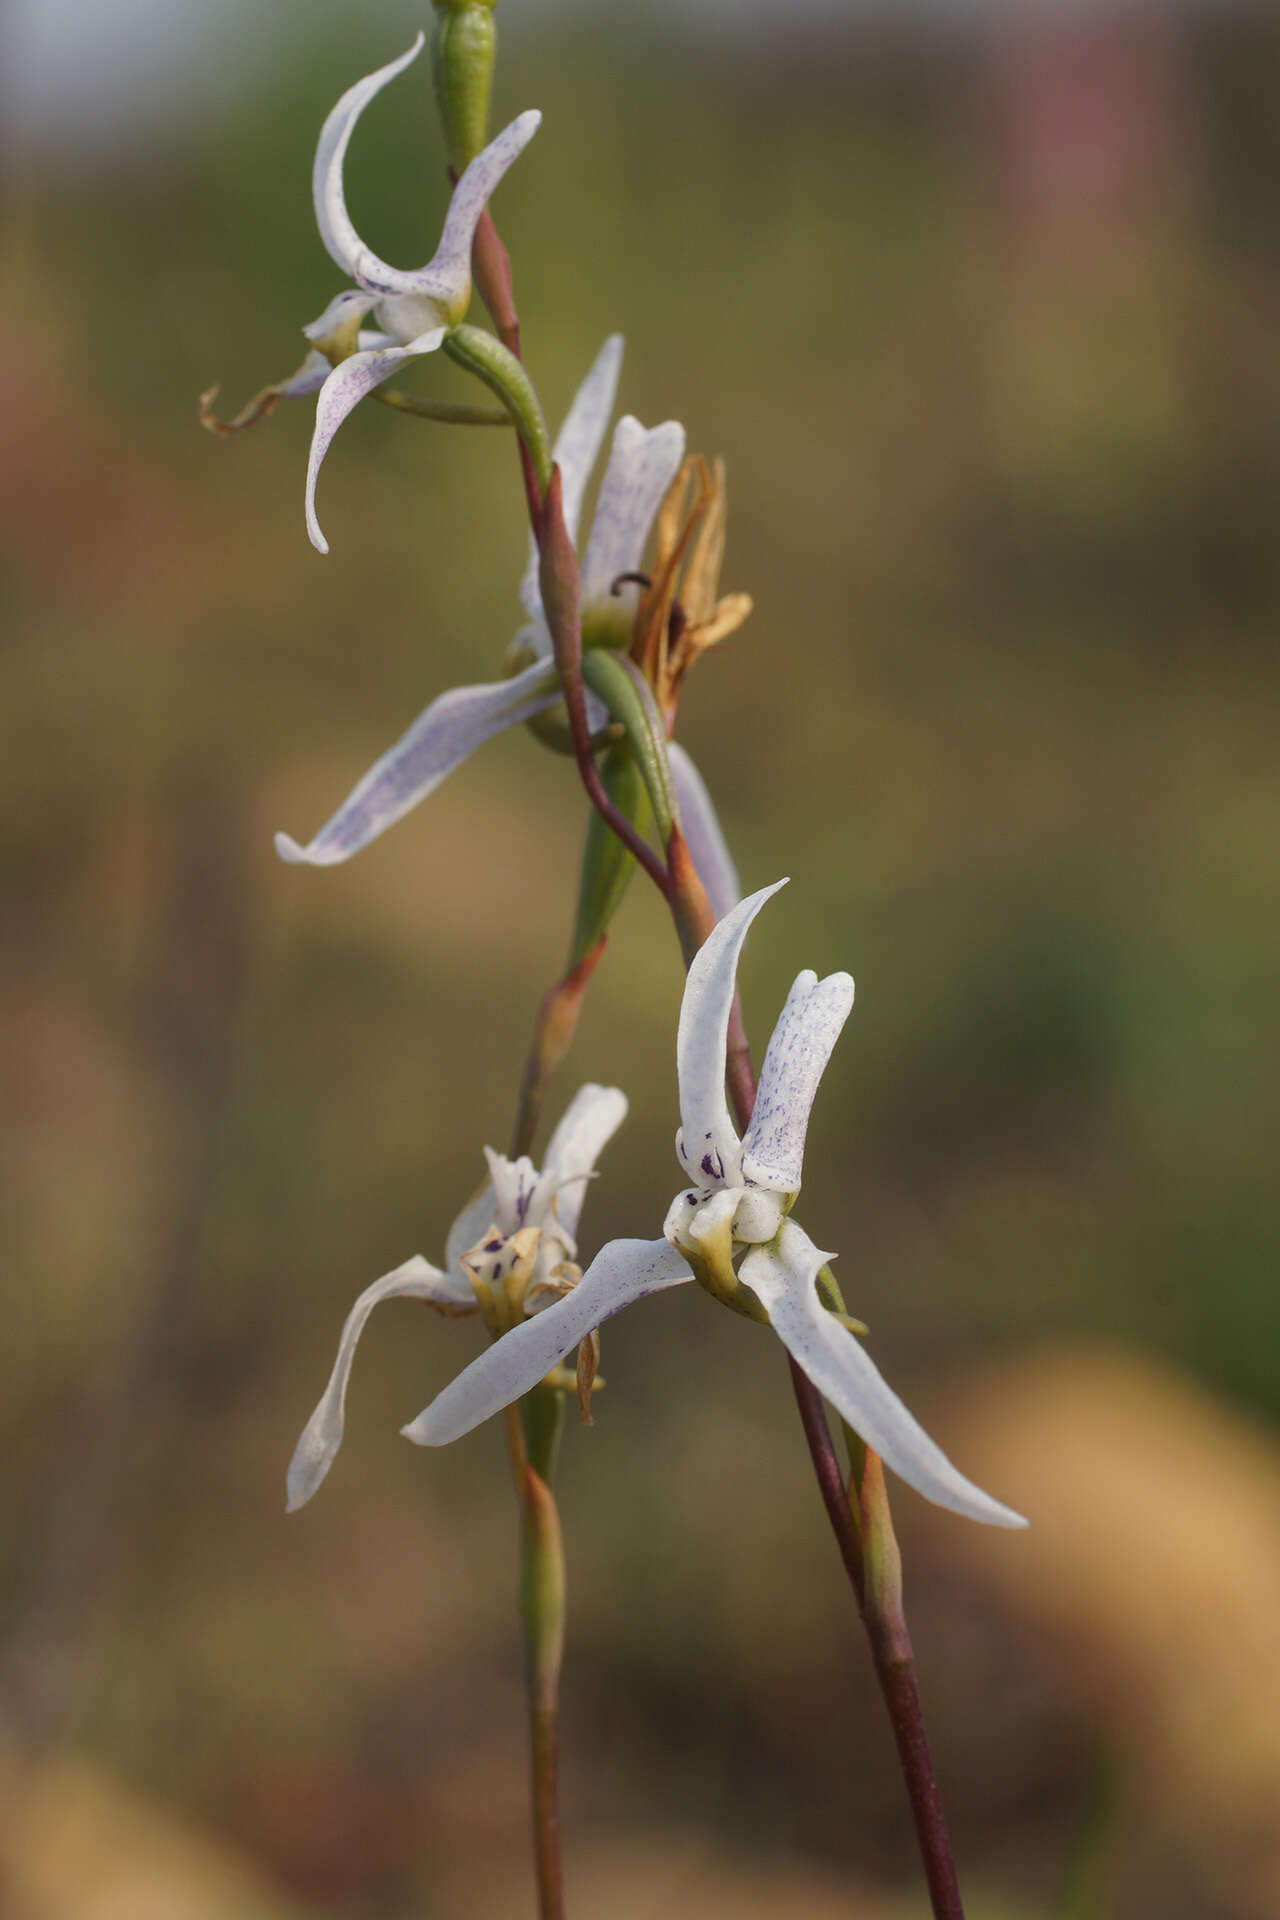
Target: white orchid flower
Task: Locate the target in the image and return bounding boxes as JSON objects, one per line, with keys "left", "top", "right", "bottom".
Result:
{"left": 304, "top": 35, "right": 540, "bottom": 552}
{"left": 286, "top": 1082, "right": 626, "bottom": 1512}
{"left": 209, "top": 34, "right": 539, "bottom": 553}
{"left": 402, "top": 884, "right": 1027, "bottom": 1531}
{"left": 274, "top": 336, "right": 737, "bottom": 916}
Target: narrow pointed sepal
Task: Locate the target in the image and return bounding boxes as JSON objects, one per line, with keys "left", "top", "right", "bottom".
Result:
{"left": 429, "top": 110, "right": 542, "bottom": 311}
{"left": 675, "top": 879, "right": 788, "bottom": 1187}
{"left": 740, "top": 1222, "right": 1028, "bottom": 1530}
{"left": 286, "top": 1254, "right": 473, "bottom": 1512}
{"left": 313, "top": 34, "right": 427, "bottom": 279}
{"left": 274, "top": 658, "right": 558, "bottom": 866}
{"left": 306, "top": 332, "right": 447, "bottom": 552}
{"left": 403, "top": 1238, "right": 692, "bottom": 1446}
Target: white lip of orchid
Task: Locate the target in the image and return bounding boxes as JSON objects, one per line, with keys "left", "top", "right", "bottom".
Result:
{"left": 285, "top": 1083, "right": 627, "bottom": 1512}
{"left": 300, "top": 32, "right": 541, "bottom": 551}
{"left": 403, "top": 886, "right": 1028, "bottom": 1533}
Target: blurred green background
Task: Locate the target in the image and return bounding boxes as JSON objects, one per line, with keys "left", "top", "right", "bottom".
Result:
{"left": 3, "top": 3, "right": 1280, "bottom": 1916}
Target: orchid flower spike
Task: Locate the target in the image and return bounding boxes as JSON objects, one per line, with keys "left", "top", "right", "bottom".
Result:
{"left": 402, "top": 885, "right": 1028, "bottom": 1531}
{"left": 273, "top": 335, "right": 739, "bottom": 919}
{"left": 203, "top": 34, "right": 539, "bottom": 553}
{"left": 286, "top": 1082, "right": 626, "bottom": 1512}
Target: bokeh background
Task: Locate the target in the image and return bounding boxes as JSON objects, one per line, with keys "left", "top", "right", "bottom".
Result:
{"left": 3, "top": 1, "right": 1279, "bottom": 1915}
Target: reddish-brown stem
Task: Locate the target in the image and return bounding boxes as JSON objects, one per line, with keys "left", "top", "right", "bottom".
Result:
{"left": 511, "top": 938, "right": 609, "bottom": 1159}
{"left": 520, "top": 1465, "right": 567, "bottom": 1920}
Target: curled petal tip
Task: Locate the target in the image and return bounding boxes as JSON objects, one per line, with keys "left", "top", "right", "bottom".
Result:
{"left": 274, "top": 831, "right": 321, "bottom": 865}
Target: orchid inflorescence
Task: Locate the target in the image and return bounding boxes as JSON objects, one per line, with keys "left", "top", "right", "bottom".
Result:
{"left": 208, "top": 19, "right": 1026, "bottom": 1916}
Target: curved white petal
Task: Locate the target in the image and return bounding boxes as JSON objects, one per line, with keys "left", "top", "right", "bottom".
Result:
{"left": 302, "top": 288, "right": 380, "bottom": 347}
{"left": 741, "top": 1223, "right": 1028, "bottom": 1530}
{"left": 519, "top": 334, "right": 625, "bottom": 619}
{"left": 668, "top": 743, "right": 741, "bottom": 923}
{"left": 403, "top": 1238, "right": 692, "bottom": 1446}
{"left": 445, "top": 1178, "right": 498, "bottom": 1276}
{"left": 415, "top": 110, "right": 542, "bottom": 311}
{"left": 741, "top": 970, "right": 854, "bottom": 1194}
{"left": 286, "top": 1253, "right": 470, "bottom": 1512}
{"left": 305, "top": 331, "right": 446, "bottom": 553}
{"left": 580, "top": 416, "right": 687, "bottom": 610}
{"left": 675, "top": 879, "right": 787, "bottom": 1187}
{"left": 275, "top": 658, "right": 558, "bottom": 866}
{"left": 276, "top": 349, "right": 333, "bottom": 401}
{"left": 539, "top": 1082, "right": 628, "bottom": 1240}
{"left": 312, "top": 34, "right": 425, "bottom": 278}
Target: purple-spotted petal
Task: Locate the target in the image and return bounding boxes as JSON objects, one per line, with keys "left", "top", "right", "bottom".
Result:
{"left": 286, "top": 1253, "right": 472, "bottom": 1512}
{"left": 675, "top": 880, "right": 787, "bottom": 1188}
{"left": 305, "top": 332, "right": 446, "bottom": 553}
{"left": 539, "top": 1082, "right": 628, "bottom": 1240}
{"left": 276, "top": 350, "right": 333, "bottom": 400}
{"left": 313, "top": 35, "right": 425, "bottom": 280}
{"left": 519, "top": 334, "right": 625, "bottom": 619}
{"left": 275, "top": 657, "right": 558, "bottom": 866}
{"left": 421, "top": 110, "right": 542, "bottom": 311}
{"left": 741, "top": 1222, "right": 1028, "bottom": 1530}
{"left": 740, "top": 970, "right": 854, "bottom": 1194}
{"left": 580, "top": 415, "right": 687, "bottom": 610}
{"left": 668, "top": 744, "right": 741, "bottom": 923}
{"left": 402, "top": 1238, "right": 692, "bottom": 1446}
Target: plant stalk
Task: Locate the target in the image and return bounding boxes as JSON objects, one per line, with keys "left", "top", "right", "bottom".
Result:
{"left": 519, "top": 1460, "right": 567, "bottom": 1920}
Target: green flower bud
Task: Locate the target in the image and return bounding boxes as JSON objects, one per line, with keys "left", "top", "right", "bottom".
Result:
{"left": 432, "top": 1, "right": 498, "bottom": 171}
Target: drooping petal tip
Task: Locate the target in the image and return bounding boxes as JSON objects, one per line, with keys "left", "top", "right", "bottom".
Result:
{"left": 742, "top": 1222, "right": 1028, "bottom": 1531}
{"left": 286, "top": 1253, "right": 463, "bottom": 1512}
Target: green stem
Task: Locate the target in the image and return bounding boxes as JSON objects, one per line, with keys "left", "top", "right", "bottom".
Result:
{"left": 374, "top": 387, "right": 510, "bottom": 427}
{"left": 442, "top": 325, "right": 552, "bottom": 495}
{"left": 519, "top": 1383, "right": 565, "bottom": 1487}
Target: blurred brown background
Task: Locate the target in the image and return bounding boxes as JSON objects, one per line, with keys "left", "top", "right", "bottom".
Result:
{"left": 2, "top": 2, "right": 1279, "bottom": 1916}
